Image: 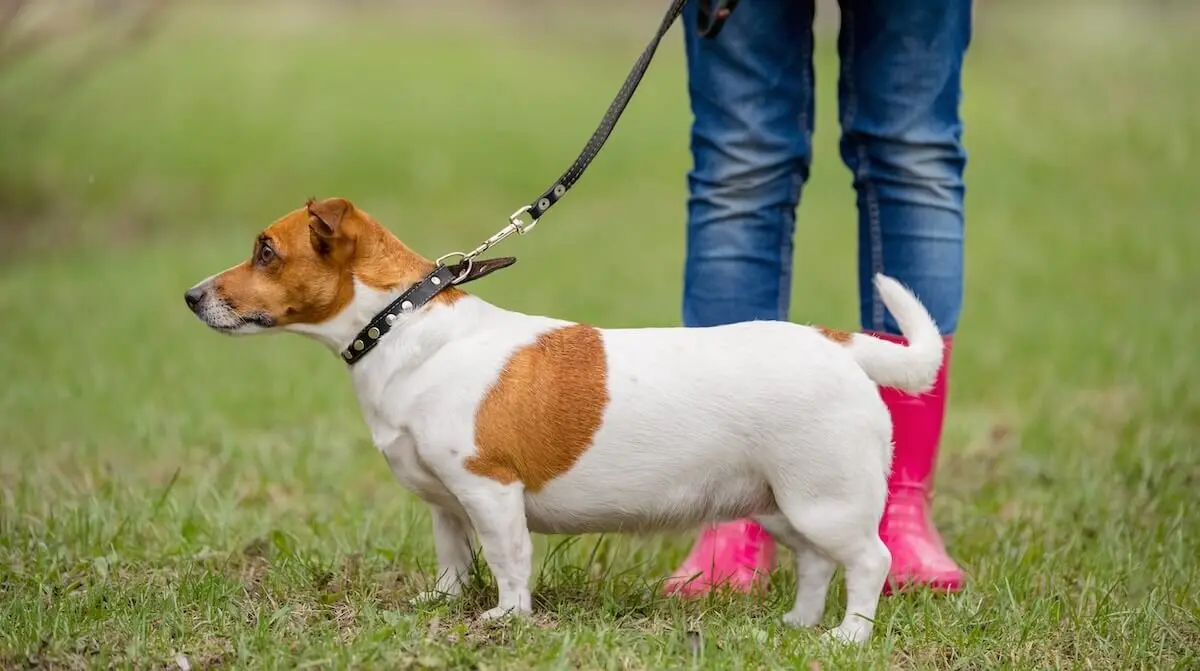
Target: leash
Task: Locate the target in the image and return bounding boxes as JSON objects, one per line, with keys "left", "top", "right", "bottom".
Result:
{"left": 433, "top": 0, "right": 738, "bottom": 275}
{"left": 340, "top": 0, "right": 738, "bottom": 365}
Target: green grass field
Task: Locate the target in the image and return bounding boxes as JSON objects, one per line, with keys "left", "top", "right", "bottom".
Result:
{"left": 1, "top": 2, "right": 1198, "bottom": 668}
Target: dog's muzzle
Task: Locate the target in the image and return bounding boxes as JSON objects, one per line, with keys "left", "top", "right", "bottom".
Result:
{"left": 184, "top": 282, "right": 271, "bottom": 334}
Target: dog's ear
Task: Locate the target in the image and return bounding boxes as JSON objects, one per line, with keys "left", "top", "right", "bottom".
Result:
{"left": 306, "top": 197, "right": 353, "bottom": 253}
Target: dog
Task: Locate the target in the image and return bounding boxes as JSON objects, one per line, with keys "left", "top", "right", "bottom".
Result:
{"left": 184, "top": 197, "right": 944, "bottom": 644}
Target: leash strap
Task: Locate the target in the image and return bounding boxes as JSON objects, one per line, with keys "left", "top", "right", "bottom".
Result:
{"left": 525, "top": 0, "right": 689, "bottom": 221}
{"left": 442, "top": 0, "right": 740, "bottom": 267}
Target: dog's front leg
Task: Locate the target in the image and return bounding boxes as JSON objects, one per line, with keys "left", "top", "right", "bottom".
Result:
{"left": 412, "top": 504, "right": 476, "bottom": 604}
{"left": 456, "top": 482, "right": 533, "bottom": 621}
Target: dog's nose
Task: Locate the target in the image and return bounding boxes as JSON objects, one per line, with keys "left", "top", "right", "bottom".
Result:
{"left": 184, "top": 286, "right": 206, "bottom": 311}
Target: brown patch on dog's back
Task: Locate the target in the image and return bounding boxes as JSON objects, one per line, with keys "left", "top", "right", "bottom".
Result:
{"left": 817, "top": 326, "right": 854, "bottom": 345}
{"left": 466, "top": 324, "right": 609, "bottom": 491}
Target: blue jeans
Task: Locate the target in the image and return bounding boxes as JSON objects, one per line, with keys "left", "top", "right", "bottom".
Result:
{"left": 682, "top": 0, "right": 972, "bottom": 335}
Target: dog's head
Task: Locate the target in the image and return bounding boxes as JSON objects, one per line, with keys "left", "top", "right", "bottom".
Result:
{"left": 184, "top": 197, "right": 433, "bottom": 337}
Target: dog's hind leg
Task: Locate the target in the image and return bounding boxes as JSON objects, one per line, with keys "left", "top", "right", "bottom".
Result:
{"left": 823, "top": 532, "right": 890, "bottom": 645}
{"left": 756, "top": 513, "right": 836, "bottom": 628}
{"left": 772, "top": 499, "right": 891, "bottom": 645}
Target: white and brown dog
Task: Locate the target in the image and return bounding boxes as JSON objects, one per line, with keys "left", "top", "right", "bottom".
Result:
{"left": 185, "top": 197, "right": 944, "bottom": 644}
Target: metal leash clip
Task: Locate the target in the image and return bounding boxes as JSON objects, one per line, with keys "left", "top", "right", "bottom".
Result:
{"left": 507, "top": 204, "right": 540, "bottom": 236}
{"left": 436, "top": 206, "right": 541, "bottom": 284}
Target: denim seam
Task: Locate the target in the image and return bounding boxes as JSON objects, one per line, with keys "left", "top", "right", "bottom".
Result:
{"left": 840, "top": 5, "right": 884, "bottom": 331}
{"left": 777, "top": 204, "right": 792, "bottom": 320}
{"left": 862, "top": 145, "right": 885, "bottom": 331}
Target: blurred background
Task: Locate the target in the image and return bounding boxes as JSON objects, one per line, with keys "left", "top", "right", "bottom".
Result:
{"left": 1, "top": 0, "right": 1197, "bottom": 667}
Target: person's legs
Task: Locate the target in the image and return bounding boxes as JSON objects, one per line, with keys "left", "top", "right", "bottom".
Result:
{"left": 837, "top": 0, "right": 972, "bottom": 593}
{"left": 664, "top": 0, "right": 816, "bottom": 597}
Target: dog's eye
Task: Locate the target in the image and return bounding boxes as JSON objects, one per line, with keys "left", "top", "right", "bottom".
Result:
{"left": 256, "top": 243, "right": 276, "bottom": 266}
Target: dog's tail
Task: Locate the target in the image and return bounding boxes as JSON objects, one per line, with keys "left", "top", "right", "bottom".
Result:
{"left": 844, "top": 274, "right": 944, "bottom": 394}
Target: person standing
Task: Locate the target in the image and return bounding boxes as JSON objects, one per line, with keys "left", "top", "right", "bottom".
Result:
{"left": 663, "top": 0, "right": 972, "bottom": 596}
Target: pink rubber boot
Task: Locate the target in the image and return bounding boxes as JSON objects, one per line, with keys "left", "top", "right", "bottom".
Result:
{"left": 872, "top": 332, "right": 965, "bottom": 594}
{"left": 662, "top": 519, "right": 776, "bottom": 597}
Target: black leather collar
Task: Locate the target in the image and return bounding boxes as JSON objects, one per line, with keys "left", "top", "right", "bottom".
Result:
{"left": 339, "top": 256, "right": 516, "bottom": 366}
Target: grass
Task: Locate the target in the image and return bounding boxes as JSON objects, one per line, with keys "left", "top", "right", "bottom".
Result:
{"left": 1, "top": 2, "right": 1198, "bottom": 668}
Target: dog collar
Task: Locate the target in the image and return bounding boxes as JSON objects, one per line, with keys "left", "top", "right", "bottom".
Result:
{"left": 340, "top": 256, "right": 516, "bottom": 366}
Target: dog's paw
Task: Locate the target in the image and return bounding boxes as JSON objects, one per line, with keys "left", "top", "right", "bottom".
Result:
{"left": 782, "top": 610, "right": 822, "bottom": 629}
{"left": 478, "top": 605, "right": 531, "bottom": 622}
{"left": 820, "top": 624, "right": 870, "bottom": 646}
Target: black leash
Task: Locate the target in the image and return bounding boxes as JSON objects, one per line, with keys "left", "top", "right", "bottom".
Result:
{"left": 340, "top": 0, "right": 739, "bottom": 366}
{"left": 437, "top": 0, "right": 738, "bottom": 266}
{"left": 524, "top": 0, "right": 690, "bottom": 222}
{"left": 523, "top": 0, "right": 738, "bottom": 221}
